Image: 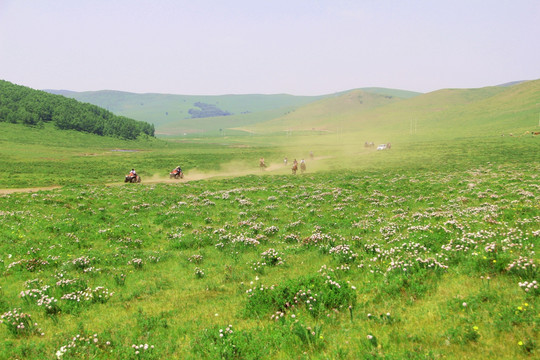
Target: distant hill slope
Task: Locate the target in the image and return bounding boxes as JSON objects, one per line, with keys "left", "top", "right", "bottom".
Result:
{"left": 244, "top": 79, "right": 540, "bottom": 139}
{"left": 367, "top": 79, "right": 540, "bottom": 139}
{"left": 1, "top": 80, "right": 155, "bottom": 139}
{"left": 44, "top": 88, "right": 421, "bottom": 135}
{"left": 245, "top": 89, "right": 407, "bottom": 133}
{"left": 496, "top": 80, "right": 527, "bottom": 87}
{"left": 44, "top": 90, "right": 327, "bottom": 129}
{"left": 347, "top": 87, "right": 420, "bottom": 99}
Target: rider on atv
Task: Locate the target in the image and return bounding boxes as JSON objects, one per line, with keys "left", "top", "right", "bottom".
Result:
{"left": 170, "top": 165, "right": 184, "bottom": 179}
{"left": 125, "top": 168, "right": 141, "bottom": 183}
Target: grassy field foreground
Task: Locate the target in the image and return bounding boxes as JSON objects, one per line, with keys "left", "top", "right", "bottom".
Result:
{"left": 0, "top": 161, "right": 538, "bottom": 358}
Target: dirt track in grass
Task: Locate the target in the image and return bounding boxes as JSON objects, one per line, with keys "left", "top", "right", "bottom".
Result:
{"left": 0, "top": 157, "right": 331, "bottom": 194}
{"left": 0, "top": 186, "right": 62, "bottom": 195}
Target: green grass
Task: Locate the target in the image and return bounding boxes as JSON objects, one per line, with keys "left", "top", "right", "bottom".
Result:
{"left": 2, "top": 120, "right": 539, "bottom": 190}
{"left": 0, "top": 122, "right": 277, "bottom": 188}
{"left": 0, "top": 161, "right": 538, "bottom": 359}
{"left": 0, "top": 90, "right": 538, "bottom": 359}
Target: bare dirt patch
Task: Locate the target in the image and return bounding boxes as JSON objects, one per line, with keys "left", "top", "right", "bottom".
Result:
{"left": 0, "top": 186, "right": 61, "bottom": 195}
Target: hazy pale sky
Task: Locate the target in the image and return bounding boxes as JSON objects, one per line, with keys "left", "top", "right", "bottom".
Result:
{"left": 1, "top": 0, "right": 539, "bottom": 95}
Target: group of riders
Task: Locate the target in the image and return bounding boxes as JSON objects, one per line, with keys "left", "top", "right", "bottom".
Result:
{"left": 290, "top": 158, "right": 306, "bottom": 175}
{"left": 127, "top": 153, "right": 313, "bottom": 183}
{"left": 124, "top": 166, "right": 183, "bottom": 183}
{"left": 260, "top": 152, "right": 311, "bottom": 175}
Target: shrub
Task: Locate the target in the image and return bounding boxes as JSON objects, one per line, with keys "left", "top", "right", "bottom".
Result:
{"left": 0, "top": 309, "right": 43, "bottom": 337}
{"left": 245, "top": 273, "right": 356, "bottom": 318}
{"left": 260, "top": 248, "right": 284, "bottom": 266}
{"left": 193, "top": 325, "right": 263, "bottom": 360}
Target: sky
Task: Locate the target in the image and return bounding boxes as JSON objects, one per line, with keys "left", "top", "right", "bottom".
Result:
{"left": 0, "top": 0, "right": 539, "bottom": 96}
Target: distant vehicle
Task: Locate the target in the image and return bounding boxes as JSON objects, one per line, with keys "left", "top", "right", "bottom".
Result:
{"left": 377, "top": 144, "right": 387, "bottom": 151}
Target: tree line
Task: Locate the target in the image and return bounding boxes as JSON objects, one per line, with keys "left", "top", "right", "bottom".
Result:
{"left": 188, "top": 102, "right": 231, "bottom": 118}
{"left": 0, "top": 80, "right": 154, "bottom": 139}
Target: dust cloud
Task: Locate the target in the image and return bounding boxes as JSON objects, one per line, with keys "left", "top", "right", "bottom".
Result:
{"left": 0, "top": 133, "right": 394, "bottom": 193}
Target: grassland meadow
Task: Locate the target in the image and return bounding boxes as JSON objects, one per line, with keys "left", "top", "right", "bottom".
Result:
{"left": 0, "top": 154, "right": 538, "bottom": 358}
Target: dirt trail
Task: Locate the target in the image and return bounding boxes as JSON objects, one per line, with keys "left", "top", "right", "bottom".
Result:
{"left": 0, "top": 186, "right": 62, "bottom": 195}
{"left": 0, "top": 157, "right": 333, "bottom": 194}
{"left": 143, "top": 166, "right": 286, "bottom": 184}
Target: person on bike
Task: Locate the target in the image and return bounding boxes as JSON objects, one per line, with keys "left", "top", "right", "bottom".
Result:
{"left": 173, "top": 166, "right": 182, "bottom": 174}
{"left": 129, "top": 169, "right": 137, "bottom": 177}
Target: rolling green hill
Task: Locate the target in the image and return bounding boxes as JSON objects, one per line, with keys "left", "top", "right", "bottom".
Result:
{"left": 245, "top": 79, "right": 540, "bottom": 140}
{"left": 45, "top": 90, "right": 328, "bottom": 130}
{"left": 243, "top": 89, "right": 407, "bottom": 133}
{"left": 45, "top": 88, "right": 421, "bottom": 135}
{"left": 43, "top": 80, "right": 538, "bottom": 142}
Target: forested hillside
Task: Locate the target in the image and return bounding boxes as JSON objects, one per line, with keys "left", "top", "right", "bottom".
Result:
{"left": 0, "top": 80, "right": 154, "bottom": 139}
